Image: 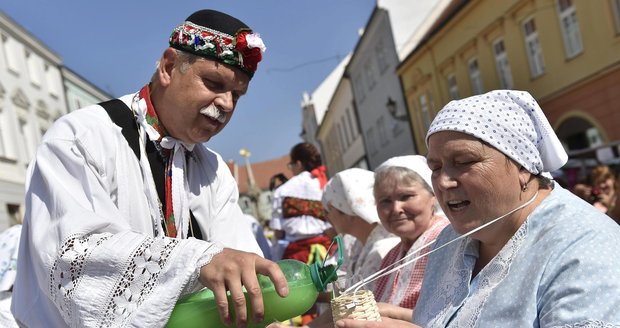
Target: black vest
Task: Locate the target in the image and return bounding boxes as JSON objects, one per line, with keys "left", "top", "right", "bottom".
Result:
{"left": 99, "top": 99, "right": 203, "bottom": 240}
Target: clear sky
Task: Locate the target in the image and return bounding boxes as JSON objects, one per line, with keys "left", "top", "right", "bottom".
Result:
{"left": 1, "top": 0, "right": 376, "bottom": 164}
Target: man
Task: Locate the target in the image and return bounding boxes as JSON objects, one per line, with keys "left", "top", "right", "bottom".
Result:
{"left": 12, "top": 9, "right": 287, "bottom": 328}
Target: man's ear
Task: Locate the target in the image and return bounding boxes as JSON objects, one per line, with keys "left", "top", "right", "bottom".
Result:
{"left": 158, "top": 48, "right": 178, "bottom": 87}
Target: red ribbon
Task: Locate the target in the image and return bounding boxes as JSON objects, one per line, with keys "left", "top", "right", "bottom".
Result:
{"left": 310, "top": 165, "right": 328, "bottom": 190}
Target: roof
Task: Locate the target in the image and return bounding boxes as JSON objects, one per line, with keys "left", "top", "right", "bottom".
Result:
{"left": 395, "top": 0, "right": 453, "bottom": 61}
{"left": 377, "top": 0, "right": 444, "bottom": 55}
{"left": 397, "top": 0, "right": 471, "bottom": 69}
{"left": 227, "top": 155, "right": 292, "bottom": 194}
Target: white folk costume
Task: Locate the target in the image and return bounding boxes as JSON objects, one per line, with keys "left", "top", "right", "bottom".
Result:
{"left": 270, "top": 170, "right": 332, "bottom": 263}
{"left": 321, "top": 168, "right": 399, "bottom": 291}
{"left": 12, "top": 9, "right": 268, "bottom": 328}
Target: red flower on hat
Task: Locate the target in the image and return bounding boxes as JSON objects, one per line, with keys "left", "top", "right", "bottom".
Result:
{"left": 236, "top": 31, "right": 262, "bottom": 72}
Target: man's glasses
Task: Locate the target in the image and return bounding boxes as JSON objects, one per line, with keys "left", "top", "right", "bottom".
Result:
{"left": 287, "top": 162, "right": 296, "bottom": 169}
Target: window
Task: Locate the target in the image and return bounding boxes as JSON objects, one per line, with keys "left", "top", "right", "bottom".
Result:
{"left": 354, "top": 73, "right": 366, "bottom": 102}
{"left": 346, "top": 108, "right": 357, "bottom": 139}
{"left": 419, "top": 94, "right": 432, "bottom": 133}
{"left": 2, "top": 34, "right": 20, "bottom": 73}
{"left": 523, "top": 18, "right": 545, "bottom": 78}
{"left": 337, "top": 122, "right": 347, "bottom": 149}
{"left": 612, "top": 0, "right": 620, "bottom": 34}
{"left": 468, "top": 58, "right": 484, "bottom": 95}
{"left": 447, "top": 74, "right": 459, "bottom": 100}
{"left": 377, "top": 116, "right": 388, "bottom": 146}
{"left": 25, "top": 51, "right": 41, "bottom": 86}
{"left": 375, "top": 40, "right": 389, "bottom": 73}
{"left": 366, "top": 127, "right": 377, "bottom": 155}
{"left": 493, "top": 39, "right": 514, "bottom": 89}
{"left": 341, "top": 116, "right": 351, "bottom": 147}
{"left": 7, "top": 204, "right": 22, "bottom": 226}
{"left": 19, "top": 118, "right": 35, "bottom": 162}
{"left": 0, "top": 105, "right": 17, "bottom": 160}
{"left": 556, "top": 0, "right": 583, "bottom": 58}
{"left": 364, "top": 60, "right": 376, "bottom": 90}
{"left": 45, "top": 64, "right": 59, "bottom": 97}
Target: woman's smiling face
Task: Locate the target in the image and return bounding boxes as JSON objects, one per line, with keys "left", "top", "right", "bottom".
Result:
{"left": 426, "top": 131, "right": 524, "bottom": 235}
{"left": 374, "top": 174, "right": 436, "bottom": 246}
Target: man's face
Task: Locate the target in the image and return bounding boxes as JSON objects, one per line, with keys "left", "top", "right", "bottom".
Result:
{"left": 157, "top": 50, "right": 250, "bottom": 144}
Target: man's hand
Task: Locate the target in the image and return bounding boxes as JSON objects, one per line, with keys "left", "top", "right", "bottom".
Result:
{"left": 334, "top": 317, "right": 421, "bottom": 328}
{"left": 199, "top": 248, "right": 288, "bottom": 327}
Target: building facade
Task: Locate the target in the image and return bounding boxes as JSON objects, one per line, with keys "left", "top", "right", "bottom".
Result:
{"left": 0, "top": 11, "right": 111, "bottom": 229}
{"left": 398, "top": 0, "right": 620, "bottom": 169}
{"left": 346, "top": 6, "right": 416, "bottom": 169}
{"left": 317, "top": 74, "right": 369, "bottom": 177}
{"left": 0, "top": 11, "right": 68, "bottom": 229}
{"left": 62, "top": 66, "right": 112, "bottom": 112}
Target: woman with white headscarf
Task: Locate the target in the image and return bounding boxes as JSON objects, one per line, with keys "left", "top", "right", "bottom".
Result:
{"left": 335, "top": 90, "right": 620, "bottom": 328}
{"left": 321, "top": 168, "right": 400, "bottom": 291}
{"left": 371, "top": 155, "right": 449, "bottom": 312}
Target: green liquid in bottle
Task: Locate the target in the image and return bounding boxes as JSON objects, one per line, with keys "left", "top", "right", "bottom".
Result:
{"left": 166, "top": 259, "right": 334, "bottom": 328}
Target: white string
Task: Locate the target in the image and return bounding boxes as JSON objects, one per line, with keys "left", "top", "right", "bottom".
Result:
{"left": 343, "top": 191, "right": 540, "bottom": 295}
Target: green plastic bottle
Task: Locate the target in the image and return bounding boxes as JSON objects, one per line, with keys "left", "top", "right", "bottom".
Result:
{"left": 166, "top": 236, "right": 343, "bottom": 328}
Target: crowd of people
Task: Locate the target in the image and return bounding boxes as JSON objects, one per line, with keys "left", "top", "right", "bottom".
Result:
{"left": 1, "top": 7, "right": 619, "bottom": 328}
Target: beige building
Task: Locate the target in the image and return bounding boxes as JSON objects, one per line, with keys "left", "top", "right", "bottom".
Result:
{"left": 398, "top": 0, "right": 620, "bottom": 170}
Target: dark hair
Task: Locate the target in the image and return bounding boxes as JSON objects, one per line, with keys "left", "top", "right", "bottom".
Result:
{"left": 290, "top": 142, "right": 322, "bottom": 171}
{"left": 269, "top": 173, "right": 288, "bottom": 191}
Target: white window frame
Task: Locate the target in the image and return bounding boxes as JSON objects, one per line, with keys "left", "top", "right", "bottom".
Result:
{"left": 336, "top": 122, "right": 347, "bottom": 149}
{"left": 2, "top": 34, "right": 20, "bottom": 74}
{"left": 341, "top": 116, "right": 351, "bottom": 147}
{"left": 492, "top": 38, "right": 514, "bottom": 89}
{"left": 26, "top": 51, "right": 41, "bottom": 87}
{"left": 468, "top": 58, "right": 484, "bottom": 95}
{"left": 44, "top": 64, "right": 60, "bottom": 97}
{"left": 612, "top": 0, "right": 620, "bottom": 34}
{"left": 18, "top": 117, "right": 35, "bottom": 163}
{"left": 523, "top": 17, "right": 545, "bottom": 78}
{"left": 346, "top": 108, "right": 357, "bottom": 139}
{"left": 556, "top": 0, "right": 583, "bottom": 58}
{"left": 447, "top": 74, "right": 459, "bottom": 100}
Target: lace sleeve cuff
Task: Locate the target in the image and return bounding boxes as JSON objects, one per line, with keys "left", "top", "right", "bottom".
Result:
{"left": 186, "top": 241, "right": 225, "bottom": 293}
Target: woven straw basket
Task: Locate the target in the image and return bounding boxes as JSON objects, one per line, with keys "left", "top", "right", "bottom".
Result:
{"left": 331, "top": 290, "right": 381, "bottom": 323}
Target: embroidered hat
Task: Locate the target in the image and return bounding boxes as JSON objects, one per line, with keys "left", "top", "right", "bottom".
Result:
{"left": 322, "top": 168, "right": 380, "bottom": 224}
{"left": 426, "top": 90, "right": 568, "bottom": 174}
{"left": 169, "top": 9, "right": 266, "bottom": 78}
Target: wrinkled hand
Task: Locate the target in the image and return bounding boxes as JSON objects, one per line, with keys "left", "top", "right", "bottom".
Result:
{"left": 199, "top": 248, "right": 288, "bottom": 328}
{"left": 376, "top": 302, "right": 413, "bottom": 321}
{"left": 334, "top": 317, "right": 420, "bottom": 328}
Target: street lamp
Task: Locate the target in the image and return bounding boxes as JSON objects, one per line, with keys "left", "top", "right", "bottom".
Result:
{"left": 386, "top": 97, "right": 407, "bottom": 121}
{"left": 239, "top": 148, "right": 260, "bottom": 197}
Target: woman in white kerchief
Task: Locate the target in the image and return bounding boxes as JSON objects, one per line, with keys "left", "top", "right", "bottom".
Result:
{"left": 321, "top": 168, "right": 400, "bottom": 291}
{"left": 335, "top": 90, "right": 620, "bottom": 328}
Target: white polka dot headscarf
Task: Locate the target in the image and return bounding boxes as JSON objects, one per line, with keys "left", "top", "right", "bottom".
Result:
{"left": 322, "top": 168, "right": 380, "bottom": 224}
{"left": 425, "top": 90, "right": 568, "bottom": 175}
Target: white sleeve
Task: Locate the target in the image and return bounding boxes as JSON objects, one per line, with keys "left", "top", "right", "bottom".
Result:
{"left": 12, "top": 129, "right": 222, "bottom": 328}
{"left": 194, "top": 150, "right": 263, "bottom": 257}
